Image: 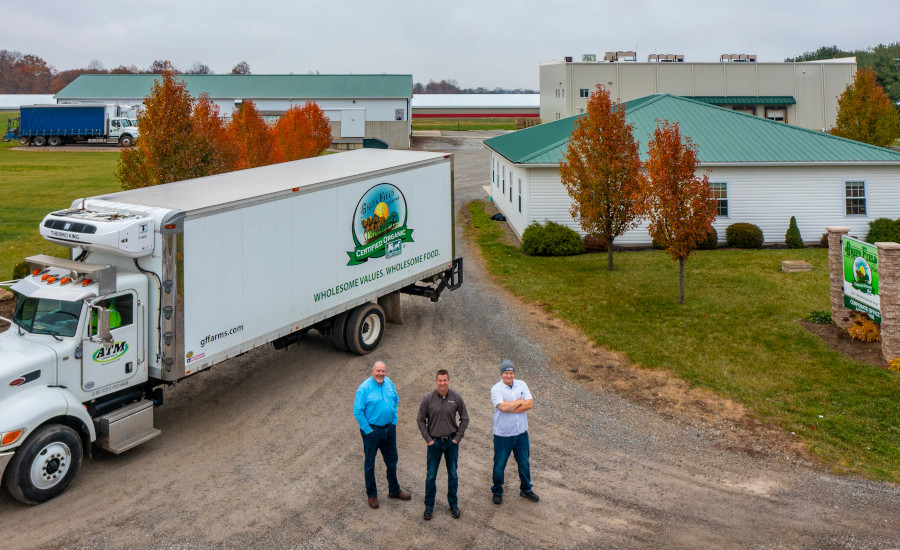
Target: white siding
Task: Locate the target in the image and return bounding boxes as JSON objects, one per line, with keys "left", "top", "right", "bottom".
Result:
{"left": 514, "top": 164, "right": 900, "bottom": 245}
{"left": 490, "top": 155, "right": 530, "bottom": 236}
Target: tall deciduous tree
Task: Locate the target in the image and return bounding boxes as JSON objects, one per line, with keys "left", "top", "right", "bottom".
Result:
{"left": 116, "top": 71, "right": 236, "bottom": 189}
{"left": 559, "top": 84, "right": 644, "bottom": 270}
{"left": 231, "top": 61, "right": 251, "bottom": 75}
{"left": 229, "top": 100, "right": 277, "bottom": 169}
{"left": 275, "top": 102, "right": 332, "bottom": 161}
{"left": 643, "top": 120, "right": 718, "bottom": 304}
{"left": 832, "top": 67, "right": 900, "bottom": 147}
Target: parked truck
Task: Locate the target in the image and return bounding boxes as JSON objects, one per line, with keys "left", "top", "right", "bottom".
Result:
{"left": 5, "top": 104, "right": 139, "bottom": 147}
{"left": 0, "top": 149, "right": 462, "bottom": 504}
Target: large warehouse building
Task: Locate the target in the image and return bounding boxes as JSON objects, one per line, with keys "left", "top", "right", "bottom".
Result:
{"left": 540, "top": 55, "right": 856, "bottom": 131}
{"left": 55, "top": 74, "right": 414, "bottom": 149}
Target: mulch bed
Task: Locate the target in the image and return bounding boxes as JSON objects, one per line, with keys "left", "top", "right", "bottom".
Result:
{"left": 800, "top": 319, "right": 889, "bottom": 368}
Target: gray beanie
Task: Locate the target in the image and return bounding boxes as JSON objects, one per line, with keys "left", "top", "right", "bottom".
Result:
{"left": 500, "top": 359, "right": 515, "bottom": 373}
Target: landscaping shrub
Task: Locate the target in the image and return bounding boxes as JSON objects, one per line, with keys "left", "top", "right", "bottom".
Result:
{"left": 865, "top": 217, "right": 900, "bottom": 244}
{"left": 725, "top": 223, "right": 764, "bottom": 249}
{"left": 820, "top": 233, "right": 829, "bottom": 248}
{"left": 889, "top": 358, "right": 900, "bottom": 373}
{"left": 848, "top": 313, "right": 881, "bottom": 342}
{"left": 785, "top": 216, "right": 804, "bottom": 248}
{"left": 12, "top": 261, "right": 30, "bottom": 280}
{"left": 696, "top": 227, "right": 718, "bottom": 250}
{"left": 806, "top": 310, "right": 833, "bottom": 324}
{"left": 583, "top": 234, "right": 607, "bottom": 253}
{"left": 521, "top": 221, "right": 585, "bottom": 256}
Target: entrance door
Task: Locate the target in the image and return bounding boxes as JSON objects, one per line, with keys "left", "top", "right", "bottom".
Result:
{"left": 341, "top": 109, "right": 365, "bottom": 138}
{"left": 82, "top": 291, "right": 140, "bottom": 397}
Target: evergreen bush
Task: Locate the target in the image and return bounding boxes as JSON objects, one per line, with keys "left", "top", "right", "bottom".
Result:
{"left": 785, "top": 216, "right": 804, "bottom": 248}
{"left": 521, "top": 221, "right": 586, "bottom": 256}
{"left": 725, "top": 223, "right": 764, "bottom": 249}
{"left": 865, "top": 218, "right": 900, "bottom": 244}
{"left": 696, "top": 227, "right": 718, "bottom": 250}
{"left": 12, "top": 261, "right": 30, "bottom": 280}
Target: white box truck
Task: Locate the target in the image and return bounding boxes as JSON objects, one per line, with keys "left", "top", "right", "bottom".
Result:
{"left": 0, "top": 149, "right": 462, "bottom": 504}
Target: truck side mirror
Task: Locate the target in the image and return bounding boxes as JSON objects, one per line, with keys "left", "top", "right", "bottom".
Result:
{"left": 90, "top": 305, "right": 114, "bottom": 349}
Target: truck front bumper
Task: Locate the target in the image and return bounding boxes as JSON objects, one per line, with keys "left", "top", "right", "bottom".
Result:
{"left": 0, "top": 451, "right": 13, "bottom": 487}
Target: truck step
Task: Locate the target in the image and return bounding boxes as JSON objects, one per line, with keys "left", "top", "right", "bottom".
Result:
{"left": 95, "top": 399, "right": 161, "bottom": 454}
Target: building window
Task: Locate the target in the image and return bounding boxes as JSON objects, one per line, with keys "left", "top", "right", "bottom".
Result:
{"left": 845, "top": 181, "right": 866, "bottom": 215}
{"left": 518, "top": 179, "right": 523, "bottom": 212}
{"left": 509, "top": 170, "right": 514, "bottom": 202}
{"left": 710, "top": 182, "right": 728, "bottom": 217}
{"left": 502, "top": 166, "right": 505, "bottom": 194}
{"left": 580, "top": 89, "right": 589, "bottom": 98}
{"left": 732, "top": 106, "right": 756, "bottom": 116}
{"left": 765, "top": 107, "right": 786, "bottom": 123}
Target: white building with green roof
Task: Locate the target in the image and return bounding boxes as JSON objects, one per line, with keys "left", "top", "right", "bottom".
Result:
{"left": 54, "top": 74, "right": 414, "bottom": 149}
{"left": 485, "top": 94, "right": 900, "bottom": 245}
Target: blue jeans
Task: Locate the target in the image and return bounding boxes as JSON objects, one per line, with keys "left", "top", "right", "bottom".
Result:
{"left": 361, "top": 424, "right": 401, "bottom": 498}
{"left": 424, "top": 439, "right": 459, "bottom": 508}
{"left": 492, "top": 431, "right": 531, "bottom": 495}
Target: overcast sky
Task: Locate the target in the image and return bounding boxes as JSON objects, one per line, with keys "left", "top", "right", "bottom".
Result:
{"left": 5, "top": 0, "right": 898, "bottom": 90}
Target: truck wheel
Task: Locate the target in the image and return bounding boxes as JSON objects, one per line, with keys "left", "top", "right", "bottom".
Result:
{"left": 18, "top": 136, "right": 30, "bottom": 146}
{"left": 119, "top": 135, "right": 134, "bottom": 147}
{"left": 345, "top": 303, "right": 385, "bottom": 355}
{"left": 32, "top": 136, "right": 47, "bottom": 147}
{"left": 331, "top": 311, "right": 350, "bottom": 352}
{"left": 48, "top": 136, "right": 62, "bottom": 147}
{"left": 4, "top": 424, "right": 83, "bottom": 505}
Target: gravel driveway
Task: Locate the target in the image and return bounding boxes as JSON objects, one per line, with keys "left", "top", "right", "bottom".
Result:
{"left": 1, "top": 132, "right": 897, "bottom": 549}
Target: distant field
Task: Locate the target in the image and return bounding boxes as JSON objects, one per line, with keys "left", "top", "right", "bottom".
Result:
{"left": 0, "top": 112, "right": 122, "bottom": 279}
{"left": 412, "top": 118, "right": 517, "bottom": 131}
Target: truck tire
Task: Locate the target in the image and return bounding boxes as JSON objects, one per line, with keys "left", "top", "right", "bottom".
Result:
{"left": 119, "top": 134, "right": 134, "bottom": 147}
{"left": 18, "top": 136, "right": 30, "bottom": 145}
{"left": 32, "top": 136, "right": 47, "bottom": 147}
{"left": 4, "top": 424, "right": 83, "bottom": 505}
{"left": 345, "top": 303, "right": 385, "bottom": 355}
{"left": 48, "top": 136, "right": 62, "bottom": 147}
{"left": 331, "top": 311, "right": 350, "bottom": 352}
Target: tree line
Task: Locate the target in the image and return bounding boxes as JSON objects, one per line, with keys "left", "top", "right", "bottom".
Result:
{"left": 412, "top": 79, "right": 536, "bottom": 94}
{"left": 116, "top": 71, "right": 331, "bottom": 190}
{"left": 785, "top": 43, "right": 900, "bottom": 107}
{"left": 0, "top": 51, "right": 252, "bottom": 94}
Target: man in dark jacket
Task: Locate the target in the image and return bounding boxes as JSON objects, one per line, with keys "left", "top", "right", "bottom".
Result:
{"left": 416, "top": 369, "right": 469, "bottom": 520}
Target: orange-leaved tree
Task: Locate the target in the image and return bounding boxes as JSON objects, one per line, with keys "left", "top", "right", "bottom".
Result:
{"left": 643, "top": 120, "right": 718, "bottom": 304}
{"left": 559, "top": 85, "right": 644, "bottom": 271}
{"left": 116, "top": 70, "right": 199, "bottom": 189}
{"left": 831, "top": 66, "right": 900, "bottom": 148}
{"left": 229, "top": 99, "right": 278, "bottom": 169}
{"left": 275, "top": 102, "right": 333, "bottom": 162}
{"left": 192, "top": 92, "right": 238, "bottom": 174}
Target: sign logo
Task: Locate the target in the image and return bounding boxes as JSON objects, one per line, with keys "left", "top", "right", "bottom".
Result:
{"left": 92, "top": 342, "right": 129, "bottom": 363}
{"left": 842, "top": 236, "right": 880, "bottom": 323}
{"left": 347, "top": 183, "right": 414, "bottom": 265}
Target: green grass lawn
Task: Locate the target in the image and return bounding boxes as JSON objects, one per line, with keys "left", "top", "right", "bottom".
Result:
{"left": 0, "top": 112, "right": 122, "bottom": 280}
{"left": 412, "top": 118, "right": 516, "bottom": 131}
{"left": 468, "top": 200, "right": 900, "bottom": 482}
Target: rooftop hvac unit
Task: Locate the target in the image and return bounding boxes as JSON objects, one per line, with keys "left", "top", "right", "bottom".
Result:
{"left": 564, "top": 56, "right": 573, "bottom": 63}
{"left": 582, "top": 54, "right": 596, "bottom": 62}
{"left": 720, "top": 54, "right": 757, "bottom": 62}
{"left": 605, "top": 51, "right": 637, "bottom": 62}
{"left": 648, "top": 54, "right": 684, "bottom": 62}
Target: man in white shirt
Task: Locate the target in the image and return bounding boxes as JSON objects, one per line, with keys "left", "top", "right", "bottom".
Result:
{"left": 490, "top": 359, "right": 539, "bottom": 505}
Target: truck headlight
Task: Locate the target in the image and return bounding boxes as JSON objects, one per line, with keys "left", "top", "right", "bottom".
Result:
{"left": 1, "top": 429, "right": 25, "bottom": 446}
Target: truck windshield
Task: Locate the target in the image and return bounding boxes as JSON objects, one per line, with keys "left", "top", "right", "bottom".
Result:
{"left": 13, "top": 294, "right": 83, "bottom": 337}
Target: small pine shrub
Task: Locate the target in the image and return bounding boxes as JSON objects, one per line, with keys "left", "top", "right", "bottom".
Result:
{"left": 583, "top": 234, "right": 607, "bottom": 253}
{"left": 806, "top": 310, "right": 833, "bottom": 324}
{"left": 785, "top": 216, "right": 804, "bottom": 249}
{"left": 521, "top": 221, "right": 585, "bottom": 256}
{"left": 725, "top": 223, "right": 764, "bottom": 249}
{"left": 12, "top": 261, "right": 30, "bottom": 280}
{"left": 696, "top": 227, "right": 718, "bottom": 250}
{"left": 865, "top": 217, "right": 900, "bottom": 244}
{"left": 847, "top": 314, "right": 881, "bottom": 343}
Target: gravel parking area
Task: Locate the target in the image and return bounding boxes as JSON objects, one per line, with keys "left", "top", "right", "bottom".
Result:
{"left": 1, "top": 134, "right": 898, "bottom": 549}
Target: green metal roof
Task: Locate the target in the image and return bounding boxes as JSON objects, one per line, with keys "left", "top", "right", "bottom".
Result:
{"left": 485, "top": 94, "right": 900, "bottom": 165}
{"left": 55, "top": 74, "right": 413, "bottom": 100}
{"left": 689, "top": 96, "right": 796, "bottom": 105}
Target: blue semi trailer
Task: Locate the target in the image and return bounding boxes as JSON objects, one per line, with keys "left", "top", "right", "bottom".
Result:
{"left": 5, "top": 104, "right": 139, "bottom": 147}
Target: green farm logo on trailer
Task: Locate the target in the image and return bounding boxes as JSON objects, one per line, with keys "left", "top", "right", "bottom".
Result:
{"left": 841, "top": 236, "right": 881, "bottom": 323}
{"left": 347, "top": 183, "right": 414, "bottom": 265}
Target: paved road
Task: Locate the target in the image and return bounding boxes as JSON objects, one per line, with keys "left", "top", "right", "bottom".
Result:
{"left": 1, "top": 134, "right": 897, "bottom": 549}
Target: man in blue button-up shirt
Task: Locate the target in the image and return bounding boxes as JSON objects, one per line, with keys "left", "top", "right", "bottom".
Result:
{"left": 354, "top": 360, "right": 411, "bottom": 509}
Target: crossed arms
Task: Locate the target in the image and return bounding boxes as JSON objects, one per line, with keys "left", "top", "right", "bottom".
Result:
{"left": 495, "top": 398, "right": 533, "bottom": 413}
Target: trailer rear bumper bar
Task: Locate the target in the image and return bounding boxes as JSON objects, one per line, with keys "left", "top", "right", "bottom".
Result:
{"left": 400, "top": 257, "right": 463, "bottom": 302}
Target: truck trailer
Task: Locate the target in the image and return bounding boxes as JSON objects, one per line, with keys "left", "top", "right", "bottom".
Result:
{"left": 0, "top": 149, "right": 462, "bottom": 504}
{"left": 6, "top": 104, "right": 139, "bottom": 147}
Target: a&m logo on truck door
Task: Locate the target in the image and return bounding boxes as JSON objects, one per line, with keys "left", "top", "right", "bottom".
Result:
{"left": 347, "top": 183, "right": 414, "bottom": 265}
